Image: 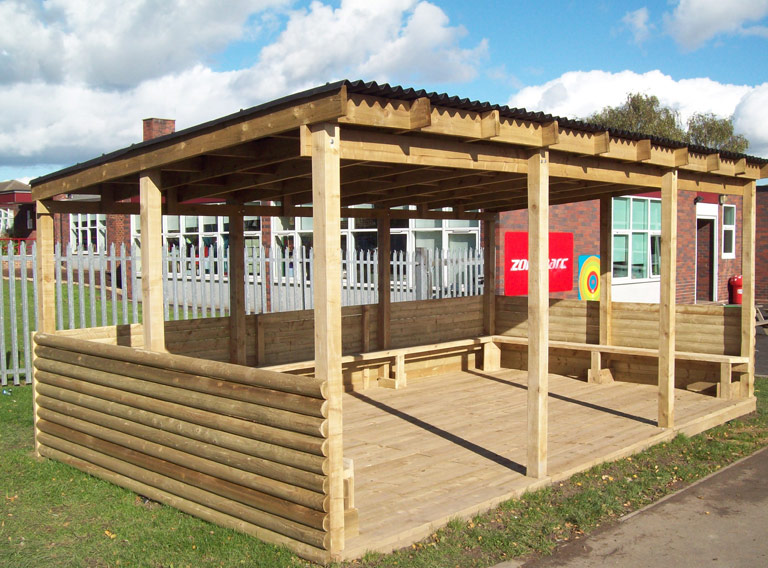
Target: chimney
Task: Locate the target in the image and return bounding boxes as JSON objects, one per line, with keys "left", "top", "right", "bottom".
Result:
{"left": 143, "top": 118, "right": 176, "bottom": 141}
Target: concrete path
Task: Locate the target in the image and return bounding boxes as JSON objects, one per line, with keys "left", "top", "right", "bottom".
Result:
{"left": 497, "top": 446, "right": 768, "bottom": 568}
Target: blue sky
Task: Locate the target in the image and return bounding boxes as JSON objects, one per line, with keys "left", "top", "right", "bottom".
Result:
{"left": 1, "top": 0, "right": 767, "bottom": 183}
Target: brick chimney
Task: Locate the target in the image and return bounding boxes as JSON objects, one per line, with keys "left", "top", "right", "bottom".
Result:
{"left": 143, "top": 118, "right": 176, "bottom": 141}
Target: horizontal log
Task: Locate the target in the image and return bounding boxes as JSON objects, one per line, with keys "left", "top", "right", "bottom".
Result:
{"left": 38, "top": 446, "right": 329, "bottom": 564}
{"left": 35, "top": 345, "right": 326, "bottom": 418}
{"left": 37, "top": 431, "right": 328, "bottom": 549}
{"left": 34, "top": 355, "right": 326, "bottom": 437}
{"left": 34, "top": 333, "right": 325, "bottom": 398}
{"left": 38, "top": 411, "right": 328, "bottom": 524}
{"left": 36, "top": 393, "right": 328, "bottom": 494}
{"left": 33, "top": 371, "right": 325, "bottom": 457}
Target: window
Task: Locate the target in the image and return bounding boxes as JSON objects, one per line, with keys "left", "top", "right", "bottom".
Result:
{"left": 722, "top": 204, "right": 736, "bottom": 259}
{"left": 612, "top": 197, "right": 661, "bottom": 280}
{"left": 0, "top": 208, "right": 12, "bottom": 235}
{"left": 70, "top": 213, "right": 106, "bottom": 252}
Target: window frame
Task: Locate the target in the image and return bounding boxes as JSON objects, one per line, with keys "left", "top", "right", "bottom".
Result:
{"left": 611, "top": 196, "right": 662, "bottom": 283}
{"left": 721, "top": 204, "right": 736, "bottom": 259}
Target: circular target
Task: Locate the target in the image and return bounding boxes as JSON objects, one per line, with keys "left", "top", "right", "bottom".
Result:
{"left": 578, "top": 255, "right": 601, "bottom": 300}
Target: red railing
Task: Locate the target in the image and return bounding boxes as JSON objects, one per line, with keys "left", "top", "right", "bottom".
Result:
{"left": 0, "top": 237, "right": 35, "bottom": 253}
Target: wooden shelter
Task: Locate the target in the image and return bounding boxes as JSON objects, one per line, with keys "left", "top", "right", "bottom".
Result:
{"left": 30, "top": 80, "right": 767, "bottom": 563}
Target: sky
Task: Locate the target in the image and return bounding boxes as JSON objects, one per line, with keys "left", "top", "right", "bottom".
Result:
{"left": 2, "top": 0, "right": 767, "bottom": 183}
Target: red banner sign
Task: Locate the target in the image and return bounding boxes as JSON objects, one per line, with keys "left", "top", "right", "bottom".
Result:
{"left": 504, "top": 232, "right": 574, "bottom": 296}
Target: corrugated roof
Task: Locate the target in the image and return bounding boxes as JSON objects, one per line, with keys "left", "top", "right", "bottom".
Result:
{"left": 31, "top": 79, "right": 767, "bottom": 186}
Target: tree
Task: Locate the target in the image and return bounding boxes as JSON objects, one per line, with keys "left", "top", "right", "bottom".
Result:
{"left": 685, "top": 112, "right": 749, "bottom": 153}
{"left": 586, "top": 93, "right": 750, "bottom": 153}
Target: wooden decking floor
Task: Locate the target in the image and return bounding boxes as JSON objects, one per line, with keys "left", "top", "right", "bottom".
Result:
{"left": 342, "top": 368, "right": 756, "bottom": 559}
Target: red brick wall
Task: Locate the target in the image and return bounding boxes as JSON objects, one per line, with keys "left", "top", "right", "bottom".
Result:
{"left": 494, "top": 192, "right": 743, "bottom": 305}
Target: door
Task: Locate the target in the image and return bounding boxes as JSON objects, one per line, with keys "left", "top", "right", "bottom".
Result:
{"left": 696, "top": 218, "right": 715, "bottom": 302}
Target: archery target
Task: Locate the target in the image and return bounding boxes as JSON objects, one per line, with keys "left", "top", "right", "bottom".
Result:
{"left": 578, "top": 255, "right": 600, "bottom": 300}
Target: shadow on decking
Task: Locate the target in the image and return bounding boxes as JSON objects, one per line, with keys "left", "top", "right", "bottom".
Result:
{"left": 466, "top": 369, "right": 657, "bottom": 426}
{"left": 349, "top": 390, "right": 526, "bottom": 475}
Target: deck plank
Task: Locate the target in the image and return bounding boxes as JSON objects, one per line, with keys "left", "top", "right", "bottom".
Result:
{"left": 342, "top": 368, "right": 754, "bottom": 559}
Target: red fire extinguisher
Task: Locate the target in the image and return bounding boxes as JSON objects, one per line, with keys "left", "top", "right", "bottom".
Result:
{"left": 728, "top": 275, "right": 743, "bottom": 305}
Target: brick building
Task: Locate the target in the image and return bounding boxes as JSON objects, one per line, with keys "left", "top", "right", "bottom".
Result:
{"left": 494, "top": 188, "right": 747, "bottom": 304}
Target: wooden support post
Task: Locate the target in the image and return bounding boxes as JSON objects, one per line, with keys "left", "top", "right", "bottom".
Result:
{"left": 658, "top": 170, "right": 677, "bottom": 428}
{"left": 483, "top": 217, "right": 497, "bottom": 335}
{"left": 588, "top": 350, "right": 601, "bottom": 384}
{"left": 361, "top": 305, "right": 371, "bottom": 389}
{"left": 740, "top": 181, "right": 756, "bottom": 398}
{"left": 34, "top": 201, "right": 56, "bottom": 456}
{"left": 599, "top": 197, "right": 613, "bottom": 345}
{"left": 527, "top": 149, "right": 549, "bottom": 479}
{"left": 483, "top": 341, "right": 501, "bottom": 372}
{"left": 311, "top": 123, "right": 344, "bottom": 558}
{"left": 719, "top": 361, "right": 732, "bottom": 400}
{"left": 256, "top": 315, "right": 265, "bottom": 366}
{"left": 377, "top": 213, "right": 391, "bottom": 350}
{"left": 140, "top": 169, "right": 165, "bottom": 352}
{"left": 228, "top": 206, "right": 246, "bottom": 365}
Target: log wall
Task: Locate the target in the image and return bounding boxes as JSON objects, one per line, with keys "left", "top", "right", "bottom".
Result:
{"left": 57, "top": 297, "right": 485, "bottom": 389}
{"left": 33, "top": 333, "right": 332, "bottom": 563}
{"left": 495, "top": 296, "right": 743, "bottom": 386}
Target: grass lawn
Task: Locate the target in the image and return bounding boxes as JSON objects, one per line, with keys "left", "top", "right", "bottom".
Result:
{"left": 1, "top": 379, "right": 766, "bottom": 567}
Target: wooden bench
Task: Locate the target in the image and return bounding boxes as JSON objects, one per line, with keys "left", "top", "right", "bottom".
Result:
{"left": 490, "top": 335, "right": 749, "bottom": 399}
{"left": 264, "top": 336, "right": 494, "bottom": 389}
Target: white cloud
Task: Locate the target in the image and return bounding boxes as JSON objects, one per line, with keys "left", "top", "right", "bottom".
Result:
{"left": 0, "top": 0, "right": 486, "bottom": 171}
{"left": 508, "top": 70, "right": 767, "bottom": 157}
{"left": 0, "top": 0, "right": 288, "bottom": 88}
{"left": 622, "top": 7, "right": 652, "bottom": 44}
{"left": 664, "top": 0, "right": 768, "bottom": 50}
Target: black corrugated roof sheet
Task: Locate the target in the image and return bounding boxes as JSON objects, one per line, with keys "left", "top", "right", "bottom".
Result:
{"left": 31, "top": 79, "right": 767, "bottom": 186}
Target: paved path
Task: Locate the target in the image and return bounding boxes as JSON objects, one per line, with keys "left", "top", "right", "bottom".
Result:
{"left": 497, "top": 446, "right": 768, "bottom": 567}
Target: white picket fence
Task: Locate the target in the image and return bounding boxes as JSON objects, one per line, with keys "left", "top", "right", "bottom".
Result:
{"left": 1, "top": 242, "right": 483, "bottom": 385}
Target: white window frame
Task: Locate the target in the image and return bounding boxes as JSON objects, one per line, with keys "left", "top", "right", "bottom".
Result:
{"left": 69, "top": 213, "right": 107, "bottom": 252}
{"left": 611, "top": 196, "right": 661, "bottom": 283}
{"left": 0, "top": 207, "right": 13, "bottom": 235}
{"left": 721, "top": 204, "right": 736, "bottom": 259}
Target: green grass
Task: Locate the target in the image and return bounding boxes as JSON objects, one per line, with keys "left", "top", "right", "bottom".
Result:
{"left": 1, "top": 379, "right": 767, "bottom": 567}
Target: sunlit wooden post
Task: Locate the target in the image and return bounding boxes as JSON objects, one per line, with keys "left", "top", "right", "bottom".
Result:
{"left": 527, "top": 149, "right": 549, "bottom": 478}
{"left": 658, "top": 170, "right": 677, "bottom": 428}
{"left": 741, "top": 181, "right": 756, "bottom": 398}
{"left": 311, "top": 122, "right": 344, "bottom": 558}
{"left": 140, "top": 169, "right": 165, "bottom": 352}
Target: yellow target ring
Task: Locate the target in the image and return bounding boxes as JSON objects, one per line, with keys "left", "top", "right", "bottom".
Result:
{"left": 578, "top": 255, "right": 600, "bottom": 300}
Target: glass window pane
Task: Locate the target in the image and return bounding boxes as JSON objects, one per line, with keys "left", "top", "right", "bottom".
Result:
{"left": 415, "top": 231, "right": 441, "bottom": 250}
{"left": 391, "top": 219, "right": 409, "bottom": 229}
{"left": 651, "top": 235, "right": 661, "bottom": 276}
{"left": 390, "top": 234, "right": 407, "bottom": 253}
{"left": 275, "top": 217, "right": 295, "bottom": 232}
{"left": 166, "top": 216, "right": 180, "bottom": 233}
{"left": 632, "top": 199, "right": 648, "bottom": 230}
{"left": 650, "top": 201, "right": 661, "bottom": 231}
{"left": 414, "top": 219, "right": 441, "bottom": 228}
{"left": 724, "top": 205, "right": 735, "bottom": 225}
{"left": 353, "top": 231, "right": 377, "bottom": 251}
{"left": 631, "top": 232, "right": 647, "bottom": 279}
{"left": 446, "top": 219, "right": 479, "bottom": 228}
{"left": 613, "top": 198, "right": 630, "bottom": 230}
{"left": 244, "top": 216, "right": 260, "bottom": 231}
{"left": 184, "top": 216, "right": 199, "bottom": 232}
{"left": 723, "top": 228, "right": 734, "bottom": 255}
{"left": 245, "top": 236, "right": 260, "bottom": 250}
{"left": 613, "top": 234, "right": 628, "bottom": 278}
{"left": 448, "top": 233, "right": 476, "bottom": 252}
{"left": 299, "top": 216, "right": 313, "bottom": 231}
{"left": 202, "top": 216, "right": 217, "bottom": 232}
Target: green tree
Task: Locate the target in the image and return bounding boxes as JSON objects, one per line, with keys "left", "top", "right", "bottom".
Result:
{"left": 685, "top": 112, "right": 749, "bottom": 153}
{"left": 586, "top": 93, "right": 750, "bottom": 153}
{"left": 587, "top": 93, "right": 684, "bottom": 141}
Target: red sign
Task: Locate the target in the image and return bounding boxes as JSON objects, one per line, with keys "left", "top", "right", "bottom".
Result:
{"left": 504, "top": 232, "right": 574, "bottom": 296}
